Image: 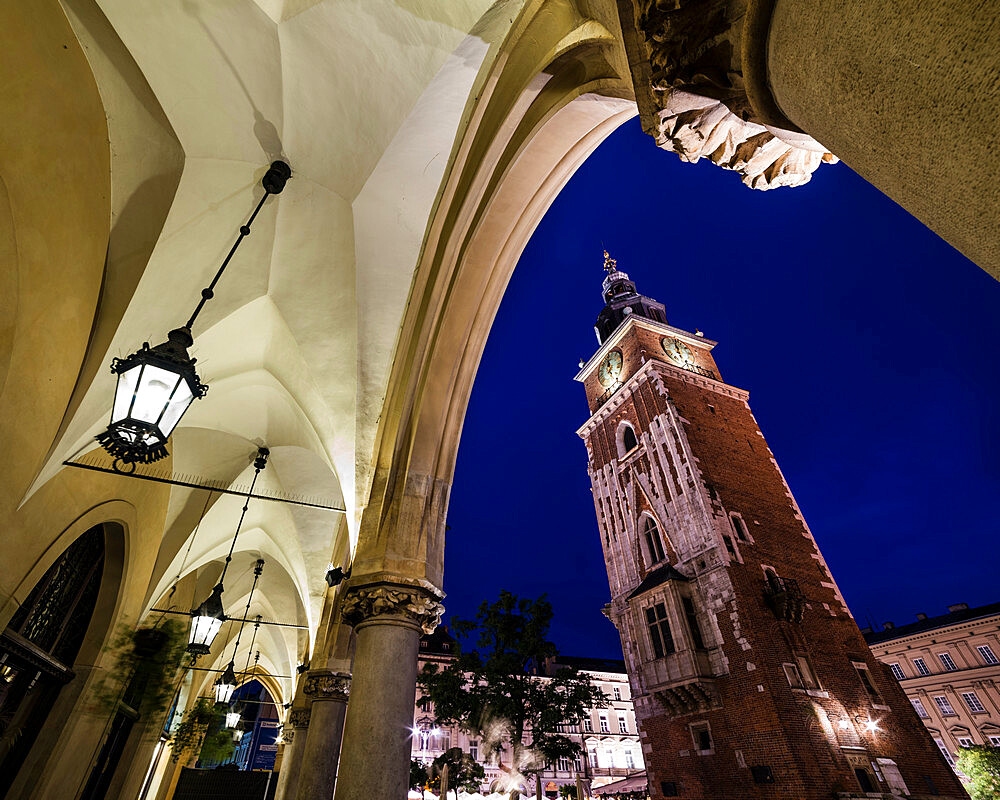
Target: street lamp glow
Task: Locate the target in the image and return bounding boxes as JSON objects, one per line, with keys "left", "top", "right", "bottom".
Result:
{"left": 838, "top": 719, "right": 851, "bottom": 730}
{"left": 214, "top": 662, "right": 238, "bottom": 705}
{"left": 187, "top": 583, "right": 226, "bottom": 655}
{"left": 864, "top": 719, "right": 880, "bottom": 733}
{"left": 98, "top": 328, "right": 206, "bottom": 465}
{"left": 225, "top": 710, "right": 241, "bottom": 729}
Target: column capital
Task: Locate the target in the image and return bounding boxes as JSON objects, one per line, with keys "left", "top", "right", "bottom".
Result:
{"left": 340, "top": 573, "right": 445, "bottom": 634}
{"left": 615, "top": 0, "right": 835, "bottom": 189}
{"left": 283, "top": 729, "right": 295, "bottom": 744}
{"left": 289, "top": 708, "right": 311, "bottom": 729}
{"left": 303, "top": 669, "right": 352, "bottom": 702}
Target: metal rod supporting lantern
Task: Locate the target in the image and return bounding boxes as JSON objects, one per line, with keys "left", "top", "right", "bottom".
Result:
{"left": 97, "top": 161, "right": 290, "bottom": 468}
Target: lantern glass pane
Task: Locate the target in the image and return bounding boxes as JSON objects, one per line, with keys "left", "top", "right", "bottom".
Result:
{"left": 225, "top": 711, "right": 241, "bottom": 728}
{"left": 132, "top": 365, "right": 182, "bottom": 424}
{"left": 112, "top": 365, "right": 143, "bottom": 425}
{"left": 189, "top": 614, "right": 223, "bottom": 649}
{"left": 215, "top": 681, "right": 236, "bottom": 704}
{"left": 157, "top": 379, "right": 195, "bottom": 438}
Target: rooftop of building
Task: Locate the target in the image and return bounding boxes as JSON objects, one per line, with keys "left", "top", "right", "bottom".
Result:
{"left": 545, "top": 654, "right": 627, "bottom": 675}
{"left": 863, "top": 600, "right": 1000, "bottom": 645}
{"left": 418, "top": 625, "right": 458, "bottom": 657}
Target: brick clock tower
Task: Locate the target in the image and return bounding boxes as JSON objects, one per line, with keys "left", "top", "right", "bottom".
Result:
{"left": 575, "top": 253, "right": 964, "bottom": 800}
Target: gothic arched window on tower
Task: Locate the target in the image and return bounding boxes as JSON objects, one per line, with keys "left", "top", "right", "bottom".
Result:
{"left": 623, "top": 425, "right": 638, "bottom": 452}
{"left": 642, "top": 516, "right": 666, "bottom": 565}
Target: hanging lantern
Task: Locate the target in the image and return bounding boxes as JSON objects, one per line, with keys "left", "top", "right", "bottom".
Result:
{"left": 233, "top": 728, "right": 245, "bottom": 742}
{"left": 188, "top": 583, "right": 226, "bottom": 655}
{"left": 96, "top": 327, "right": 207, "bottom": 465}
{"left": 214, "top": 662, "right": 238, "bottom": 705}
{"left": 96, "top": 161, "right": 290, "bottom": 466}
{"left": 225, "top": 709, "right": 241, "bottom": 729}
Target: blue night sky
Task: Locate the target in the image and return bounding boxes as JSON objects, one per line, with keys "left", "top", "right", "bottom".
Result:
{"left": 443, "top": 119, "right": 1000, "bottom": 661}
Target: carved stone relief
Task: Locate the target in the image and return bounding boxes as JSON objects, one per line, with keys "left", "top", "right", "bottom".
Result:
{"left": 620, "top": 0, "right": 837, "bottom": 189}
{"left": 289, "top": 708, "right": 311, "bottom": 728}
{"left": 303, "top": 669, "right": 351, "bottom": 702}
{"left": 340, "top": 576, "right": 445, "bottom": 634}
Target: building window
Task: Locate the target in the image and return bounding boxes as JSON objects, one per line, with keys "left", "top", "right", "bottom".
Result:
{"left": 933, "top": 695, "right": 956, "bottom": 716}
{"left": 682, "top": 596, "right": 706, "bottom": 650}
{"left": 646, "top": 603, "right": 675, "bottom": 659}
{"left": 557, "top": 756, "right": 572, "bottom": 772}
{"left": 589, "top": 749, "right": 598, "bottom": 768}
{"left": 469, "top": 740, "right": 479, "bottom": 761}
{"left": 730, "top": 514, "right": 750, "bottom": 542}
{"left": 642, "top": 517, "right": 666, "bottom": 565}
{"left": 584, "top": 717, "right": 593, "bottom": 733}
{"left": 783, "top": 662, "right": 806, "bottom": 689}
{"left": 935, "top": 739, "right": 956, "bottom": 767}
{"left": 625, "top": 749, "right": 635, "bottom": 769}
{"left": 938, "top": 652, "right": 958, "bottom": 672}
{"left": 417, "top": 696, "right": 432, "bottom": 711}
{"left": 853, "top": 661, "right": 882, "bottom": 703}
{"left": 619, "top": 424, "right": 638, "bottom": 455}
{"left": 889, "top": 663, "right": 905, "bottom": 680}
{"left": 961, "top": 692, "right": 986, "bottom": 713}
{"left": 619, "top": 718, "right": 629, "bottom": 734}
{"left": 977, "top": 644, "right": 999, "bottom": 665}
{"left": 911, "top": 698, "right": 930, "bottom": 718}
{"left": 957, "top": 737, "right": 974, "bottom": 748}
{"left": 613, "top": 686, "right": 621, "bottom": 701}
{"left": 600, "top": 713, "right": 610, "bottom": 733}
{"left": 913, "top": 657, "right": 931, "bottom": 676}
{"left": 690, "top": 721, "right": 713, "bottom": 753}
{"left": 575, "top": 754, "right": 583, "bottom": 772}
{"left": 989, "top": 736, "right": 1000, "bottom": 748}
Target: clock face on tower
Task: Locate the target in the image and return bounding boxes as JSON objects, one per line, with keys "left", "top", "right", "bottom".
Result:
{"left": 598, "top": 350, "right": 623, "bottom": 386}
{"left": 661, "top": 337, "right": 693, "bottom": 366}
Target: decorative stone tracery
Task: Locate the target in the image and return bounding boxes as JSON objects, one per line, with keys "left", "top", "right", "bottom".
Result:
{"left": 340, "top": 575, "right": 445, "bottom": 634}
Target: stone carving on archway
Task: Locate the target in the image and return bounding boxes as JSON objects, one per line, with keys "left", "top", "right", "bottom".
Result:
{"left": 619, "top": 0, "right": 837, "bottom": 189}
{"left": 340, "top": 576, "right": 445, "bottom": 634}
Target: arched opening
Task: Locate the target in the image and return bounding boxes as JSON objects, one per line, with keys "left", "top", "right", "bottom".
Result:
{"left": 0, "top": 525, "right": 106, "bottom": 794}
{"left": 641, "top": 515, "right": 666, "bottom": 567}
{"left": 617, "top": 422, "right": 639, "bottom": 457}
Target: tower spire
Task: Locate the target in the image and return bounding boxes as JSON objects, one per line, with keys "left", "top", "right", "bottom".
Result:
{"left": 603, "top": 249, "right": 617, "bottom": 274}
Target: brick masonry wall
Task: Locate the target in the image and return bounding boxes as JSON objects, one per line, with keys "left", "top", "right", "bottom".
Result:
{"left": 581, "top": 327, "right": 966, "bottom": 800}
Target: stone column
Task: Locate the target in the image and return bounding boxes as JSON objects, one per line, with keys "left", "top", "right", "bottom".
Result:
{"left": 295, "top": 672, "right": 351, "bottom": 800}
{"left": 333, "top": 575, "right": 445, "bottom": 800}
{"left": 274, "top": 708, "right": 310, "bottom": 800}
{"left": 757, "top": 0, "right": 1000, "bottom": 276}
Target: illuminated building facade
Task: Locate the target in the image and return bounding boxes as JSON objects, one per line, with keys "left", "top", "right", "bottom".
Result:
{"left": 866, "top": 601, "right": 1000, "bottom": 771}
{"left": 574, "top": 254, "right": 965, "bottom": 799}
{"left": 412, "top": 629, "right": 645, "bottom": 795}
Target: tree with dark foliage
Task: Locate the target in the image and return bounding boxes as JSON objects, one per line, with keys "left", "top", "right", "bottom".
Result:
{"left": 419, "top": 592, "right": 607, "bottom": 791}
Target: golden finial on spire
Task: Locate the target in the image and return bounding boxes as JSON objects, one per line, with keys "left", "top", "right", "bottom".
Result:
{"left": 603, "top": 249, "right": 617, "bottom": 274}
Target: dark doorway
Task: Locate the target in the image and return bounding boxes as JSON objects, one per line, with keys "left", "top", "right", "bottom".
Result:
{"left": 855, "top": 767, "right": 876, "bottom": 793}
{"left": 0, "top": 525, "right": 106, "bottom": 797}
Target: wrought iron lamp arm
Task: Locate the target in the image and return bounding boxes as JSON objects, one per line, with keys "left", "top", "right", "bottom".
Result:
{"left": 184, "top": 161, "right": 290, "bottom": 331}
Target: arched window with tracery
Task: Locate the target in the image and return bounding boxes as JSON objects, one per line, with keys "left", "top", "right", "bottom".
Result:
{"left": 617, "top": 422, "right": 639, "bottom": 458}
{"left": 641, "top": 515, "right": 666, "bottom": 566}
{"left": 0, "top": 525, "right": 105, "bottom": 794}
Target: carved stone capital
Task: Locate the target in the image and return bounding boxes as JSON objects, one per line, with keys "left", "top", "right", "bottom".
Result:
{"left": 618, "top": 0, "right": 836, "bottom": 189}
{"left": 303, "top": 669, "right": 351, "bottom": 702}
{"left": 340, "top": 574, "right": 445, "bottom": 634}
{"left": 282, "top": 729, "right": 295, "bottom": 744}
{"left": 289, "top": 708, "right": 311, "bottom": 729}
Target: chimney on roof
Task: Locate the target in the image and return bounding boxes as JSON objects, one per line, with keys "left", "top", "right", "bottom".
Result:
{"left": 916, "top": 613, "right": 928, "bottom": 621}
{"left": 883, "top": 621, "right": 895, "bottom": 630}
{"left": 947, "top": 603, "right": 969, "bottom": 613}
